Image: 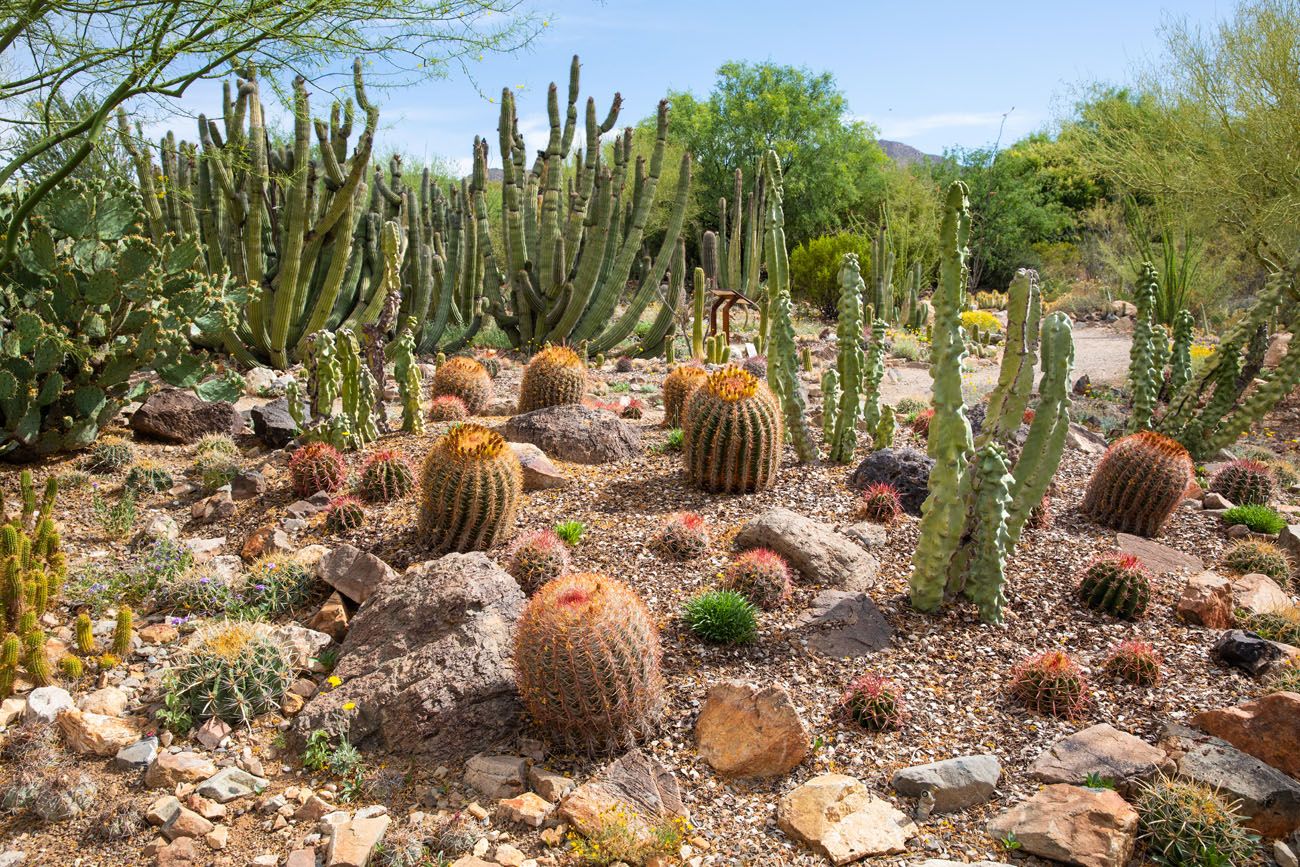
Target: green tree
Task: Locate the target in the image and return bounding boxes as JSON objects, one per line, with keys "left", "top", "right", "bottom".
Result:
{"left": 664, "top": 61, "right": 887, "bottom": 246}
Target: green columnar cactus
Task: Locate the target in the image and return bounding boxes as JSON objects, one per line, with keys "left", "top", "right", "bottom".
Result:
{"left": 418, "top": 424, "right": 523, "bottom": 553}
{"left": 683, "top": 366, "right": 782, "bottom": 493}
{"left": 392, "top": 319, "right": 425, "bottom": 435}
{"left": 74, "top": 613, "right": 94, "bottom": 655}
{"left": 336, "top": 329, "right": 378, "bottom": 450}
{"left": 24, "top": 630, "right": 52, "bottom": 687}
{"left": 112, "top": 606, "right": 133, "bottom": 658}
{"left": 874, "top": 405, "right": 896, "bottom": 450}
{"left": 692, "top": 267, "right": 707, "bottom": 360}
{"left": 1151, "top": 324, "right": 1170, "bottom": 393}
{"left": 827, "top": 254, "right": 865, "bottom": 463}
{"left": 1169, "top": 310, "right": 1195, "bottom": 394}
{"left": 514, "top": 572, "right": 664, "bottom": 754}
{"left": 2, "top": 556, "right": 22, "bottom": 630}
{"left": 0, "top": 632, "right": 18, "bottom": 698}
{"left": 962, "top": 443, "right": 1013, "bottom": 624}
{"left": 1128, "top": 263, "right": 1160, "bottom": 433}
{"left": 58, "top": 654, "right": 83, "bottom": 680}
{"left": 821, "top": 370, "right": 840, "bottom": 442}
{"left": 518, "top": 345, "right": 588, "bottom": 413}
{"left": 871, "top": 231, "right": 897, "bottom": 323}
{"left": 863, "top": 318, "right": 886, "bottom": 433}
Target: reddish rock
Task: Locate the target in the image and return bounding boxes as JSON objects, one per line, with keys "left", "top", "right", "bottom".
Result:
{"left": 308, "top": 592, "right": 350, "bottom": 641}
{"left": 156, "top": 836, "right": 200, "bottom": 866}
{"left": 986, "top": 784, "right": 1138, "bottom": 867}
{"left": 1176, "top": 571, "right": 1235, "bottom": 629}
{"left": 162, "top": 806, "right": 214, "bottom": 841}
{"left": 146, "top": 752, "right": 218, "bottom": 789}
{"left": 695, "top": 680, "right": 808, "bottom": 778}
{"left": 498, "top": 791, "right": 555, "bottom": 828}
{"left": 1232, "top": 573, "right": 1292, "bottom": 616}
{"left": 139, "top": 623, "right": 180, "bottom": 645}
{"left": 1193, "top": 692, "right": 1300, "bottom": 778}
{"left": 242, "top": 525, "right": 294, "bottom": 562}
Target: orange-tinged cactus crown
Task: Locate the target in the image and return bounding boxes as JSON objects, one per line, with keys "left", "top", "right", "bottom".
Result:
{"left": 444, "top": 423, "right": 507, "bottom": 460}
{"left": 705, "top": 365, "right": 758, "bottom": 402}
{"left": 534, "top": 344, "right": 582, "bottom": 369}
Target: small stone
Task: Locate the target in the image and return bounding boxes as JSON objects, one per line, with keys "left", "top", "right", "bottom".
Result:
{"left": 891, "top": 754, "right": 1001, "bottom": 813}
{"left": 241, "top": 525, "right": 294, "bottom": 561}
{"left": 694, "top": 680, "right": 809, "bottom": 778}
{"left": 308, "top": 592, "right": 350, "bottom": 642}
{"left": 197, "top": 766, "right": 268, "bottom": 803}
{"left": 0, "top": 697, "right": 25, "bottom": 727}
{"left": 23, "top": 686, "right": 72, "bottom": 723}
{"left": 1227, "top": 523, "right": 1251, "bottom": 538}
{"left": 325, "top": 814, "right": 391, "bottom": 867}
{"left": 204, "top": 826, "right": 228, "bottom": 850}
{"left": 296, "top": 795, "right": 335, "bottom": 823}
{"left": 285, "top": 849, "right": 316, "bottom": 867}
{"left": 1193, "top": 692, "right": 1300, "bottom": 778}
{"left": 147, "top": 752, "right": 218, "bottom": 789}
{"left": 273, "top": 623, "right": 333, "bottom": 670}
{"left": 114, "top": 737, "right": 160, "bottom": 770}
{"left": 195, "top": 717, "right": 232, "bottom": 749}
{"left": 147, "top": 795, "right": 182, "bottom": 827}
{"left": 777, "top": 774, "right": 917, "bottom": 864}
{"left": 1176, "top": 571, "right": 1235, "bottom": 629}
{"left": 155, "top": 837, "right": 199, "bottom": 867}
{"left": 527, "top": 767, "right": 574, "bottom": 803}
{"left": 494, "top": 843, "right": 526, "bottom": 867}
{"left": 508, "top": 442, "right": 569, "bottom": 490}
{"left": 498, "top": 792, "right": 555, "bottom": 828}
{"left": 185, "top": 794, "right": 226, "bottom": 820}
{"left": 77, "top": 685, "right": 128, "bottom": 716}
{"left": 56, "top": 707, "right": 144, "bottom": 757}
{"left": 230, "top": 470, "right": 267, "bottom": 501}
{"left": 796, "top": 590, "right": 893, "bottom": 657}
{"left": 986, "top": 784, "right": 1138, "bottom": 867}
{"left": 735, "top": 508, "right": 880, "bottom": 591}
{"left": 250, "top": 398, "right": 299, "bottom": 448}
{"left": 1212, "top": 629, "right": 1284, "bottom": 676}
{"left": 464, "top": 754, "right": 527, "bottom": 799}
{"left": 1231, "top": 573, "right": 1292, "bottom": 615}
{"left": 841, "top": 521, "right": 888, "bottom": 549}
{"left": 1202, "top": 492, "right": 1234, "bottom": 510}
{"left": 138, "top": 623, "right": 179, "bottom": 645}
{"left": 163, "top": 806, "right": 214, "bottom": 841}
{"left": 1275, "top": 842, "right": 1299, "bottom": 867}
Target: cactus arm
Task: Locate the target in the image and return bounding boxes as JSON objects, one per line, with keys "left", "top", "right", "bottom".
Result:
{"left": 692, "top": 264, "right": 706, "bottom": 359}
{"left": 1127, "top": 262, "right": 1159, "bottom": 432}
{"left": 116, "top": 109, "right": 167, "bottom": 244}
{"left": 821, "top": 369, "right": 840, "bottom": 442}
{"left": 862, "top": 318, "right": 885, "bottom": 434}
{"left": 634, "top": 239, "right": 686, "bottom": 358}
{"left": 962, "top": 443, "right": 1014, "bottom": 624}
{"left": 980, "top": 269, "right": 1041, "bottom": 445}
{"left": 828, "top": 254, "right": 865, "bottom": 463}
{"left": 1169, "top": 309, "right": 1195, "bottom": 394}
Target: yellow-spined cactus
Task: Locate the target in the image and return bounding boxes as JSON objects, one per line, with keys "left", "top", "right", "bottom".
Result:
{"left": 430, "top": 356, "right": 493, "bottom": 415}
{"left": 662, "top": 364, "right": 707, "bottom": 429}
{"left": 518, "top": 345, "right": 587, "bottom": 413}
{"left": 682, "top": 365, "right": 782, "bottom": 493}
{"left": 418, "top": 424, "right": 522, "bottom": 553}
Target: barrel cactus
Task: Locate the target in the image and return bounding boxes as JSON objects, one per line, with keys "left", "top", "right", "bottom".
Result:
{"left": 1009, "top": 650, "right": 1090, "bottom": 719}
{"left": 430, "top": 356, "right": 493, "bottom": 415}
{"left": 1210, "top": 459, "right": 1275, "bottom": 506}
{"left": 325, "top": 495, "right": 366, "bottom": 532}
{"left": 514, "top": 573, "right": 664, "bottom": 754}
{"left": 124, "top": 461, "right": 173, "bottom": 494}
{"left": 682, "top": 365, "right": 782, "bottom": 494}
{"left": 1081, "top": 431, "right": 1195, "bottom": 537}
{"left": 504, "top": 530, "right": 571, "bottom": 595}
{"left": 650, "top": 512, "right": 710, "bottom": 560}
{"left": 86, "top": 437, "right": 135, "bottom": 474}
{"left": 418, "top": 424, "right": 522, "bottom": 553}
{"left": 428, "top": 395, "right": 469, "bottom": 423}
{"left": 1134, "top": 775, "right": 1257, "bottom": 867}
{"left": 170, "top": 621, "right": 293, "bottom": 726}
{"left": 1104, "top": 639, "right": 1162, "bottom": 686}
{"left": 721, "top": 548, "right": 792, "bottom": 610}
{"left": 840, "top": 672, "right": 905, "bottom": 731}
{"left": 1219, "top": 539, "right": 1291, "bottom": 580}
{"left": 856, "top": 482, "right": 903, "bottom": 524}
{"left": 1077, "top": 554, "right": 1152, "bottom": 620}
{"left": 518, "top": 345, "right": 588, "bottom": 413}
{"left": 288, "top": 442, "right": 347, "bottom": 497}
{"left": 359, "top": 450, "right": 414, "bottom": 502}
{"left": 662, "top": 365, "right": 707, "bottom": 428}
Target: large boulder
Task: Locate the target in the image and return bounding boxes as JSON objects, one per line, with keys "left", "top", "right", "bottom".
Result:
{"left": 777, "top": 774, "right": 917, "bottom": 864}
{"left": 1192, "top": 692, "right": 1300, "bottom": 778}
{"left": 250, "top": 398, "right": 299, "bottom": 448}
{"left": 1028, "top": 724, "right": 1171, "bottom": 795}
{"left": 130, "top": 388, "right": 242, "bottom": 443}
{"left": 694, "top": 681, "right": 808, "bottom": 779}
{"left": 734, "top": 508, "right": 879, "bottom": 591}
{"left": 986, "top": 784, "right": 1138, "bottom": 867}
{"left": 292, "top": 553, "right": 525, "bottom": 759}
{"left": 795, "top": 590, "right": 893, "bottom": 657}
{"left": 892, "top": 754, "right": 1001, "bottom": 813}
{"left": 502, "top": 405, "right": 641, "bottom": 465}
{"left": 849, "top": 448, "right": 933, "bottom": 515}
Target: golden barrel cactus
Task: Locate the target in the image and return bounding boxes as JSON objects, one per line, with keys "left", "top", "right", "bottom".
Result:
{"left": 683, "top": 365, "right": 782, "bottom": 493}
{"left": 418, "top": 424, "right": 522, "bottom": 553}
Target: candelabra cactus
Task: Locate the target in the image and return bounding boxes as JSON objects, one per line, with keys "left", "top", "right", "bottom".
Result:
{"left": 288, "top": 442, "right": 347, "bottom": 497}
{"left": 360, "top": 450, "right": 415, "bottom": 502}
{"left": 683, "top": 366, "right": 782, "bottom": 494}
{"left": 1210, "top": 459, "right": 1275, "bottom": 506}
{"left": 392, "top": 319, "right": 425, "bottom": 434}
{"left": 821, "top": 369, "right": 840, "bottom": 443}
{"left": 863, "top": 319, "right": 886, "bottom": 434}
{"left": 514, "top": 572, "right": 664, "bottom": 754}
{"left": 824, "top": 255, "right": 865, "bottom": 463}
{"left": 290, "top": 329, "right": 379, "bottom": 450}
{"left": 908, "top": 184, "right": 1075, "bottom": 624}
{"left": 1077, "top": 554, "right": 1152, "bottom": 619}
{"left": 663, "top": 365, "right": 707, "bottom": 428}
{"left": 1081, "top": 431, "right": 1194, "bottom": 537}
{"left": 518, "top": 345, "right": 588, "bottom": 413}
{"left": 418, "top": 423, "right": 522, "bottom": 553}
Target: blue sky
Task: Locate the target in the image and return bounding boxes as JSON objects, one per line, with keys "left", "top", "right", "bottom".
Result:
{"left": 152, "top": 0, "right": 1230, "bottom": 170}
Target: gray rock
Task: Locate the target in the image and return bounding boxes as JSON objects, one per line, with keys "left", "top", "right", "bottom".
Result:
{"left": 508, "top": 442, "right": 568, "bottom": 490}
{"left": 1202, "top": 492, "right": 1234, "bottom": 510}
{"left": 1276, "top": 841, "right": 1298, "bottom": 867}
{"left": 1029, "top": 724, "right": 1170, "bottom": 794}
{"left": 796, "top": 590, "right": 893, "bottom": 657}
{"left": 502, "top": 404, "right": 642, "bottom": 464}
{"left": 735, "top": 508, "right": 879, "bottom": 591}
{"left": 1117, "top": 533, "right": 1204, "bottom": 575}
{"left": 287, "top": 499, "right": 326, "bottom": 520}
{"left": 464, "top": 754, "right": 527, "bottom": 799}
{"left": 130, "top": 388, "right": 242, "bottom": 443}
{"left": 892, "top": 754, "right": 1000, "bottom": 813}
{"left": 231, "top": 470, "right": 266, "bottom": 501}
{"left": 293, "top": 553, "right": 525, "bottom": 759}
{"left": 1177, "top": 739, "right": 1300, "bottom": 838}
{"left": 849, "top": 448, "right": 933, "bottom": 515}
{"left": 273, "top": 623, "right": 333, "bottom": 670}
{"left": 24, "top": 687, "right": 73, "bottom": 723}
{"left": 1278, "top": 524, "right": 1300, "bottom": 564}
{"left": 113, "top": 737, "right": 159, "bottom": 770}
{"left": 560, "top": 749, "right": 689, "bottom": 842}
{"left": 0, "top": 851, "right": 24, "bottom": 866}
{"left": 250, "top": 398, "right": 299, "bottom": 448}
{"left": 196, "top": 767, "right": 268, "bottom": 804}
{"left": 317, "top": 544, "right": 397, "bottom": 605}
{"left": 917, "top": 861, "right": 1014, "bottom": 867}
{"left": 1066, "top": 423, "right": 1107, "bottom": 455}
{"left": 841, "top": 522, "right": 888, "bottom": 549}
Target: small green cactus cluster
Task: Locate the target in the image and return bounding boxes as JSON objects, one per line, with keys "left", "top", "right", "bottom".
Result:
{"left": 721, "top": 548, "right": 792, "bottom": 610}
{"left": 111, "top": 606, "right": 134, "bottom": 658}
{"left": 650, "top": 512, "right": 710, "bottom": 560}
{"left": 87, "top": 437, "right": 135, "bottom": 474}
{"left": 431, "top": 356, "right": 493, "bottom": 415}
{"left": 326, "top": 496, "right": 366, "bottom": 533}
{"left": 1210, "top": 459, "right": 1275, "bottom": 506}
{"left": 288, "top": 442, "right": 347, "bottom": 497}
{"left": 287, "top": 328, "right": 380, "bottom": 451}
{"left": 74, "top": 613, "right": 95, "bottom": 655}
{"left": 478, "top": 352, "right": 503, "bottom": 379}
{"left": 418, "top": 424, "right": 522, "bottom": 553}
{"left": 1009, "top": 651, "right": 1090, "bottom": 719}
{"left": 239, "top": 554, "right": 317, "bottom": 617}
{"left": 57, "top": 654, "right": 84, "bottom": 681}
{"left": 683, "top": 366, "right": 782, "bottom": 494}
{"left": 683, "top": 590, "right": 758, "bottom": 645}
{"left": 514, "top": 573, "right": 664, "bottom": 754}
{"left": 1077, "top": 554, "right": 1152, "bottom": 620}
{"left": 1219, "top": 539, "right": 1291, "bottom": 580}
{"left": 391, "top": 319, "right": 425, "bottom": 435}
{"left": 360, "top": 450, "right": 414, "bottom": 502}
{"left": 1134, "top": 775, "right": 1258, "bottom": 867}
{"left": 856, "top": 482, "right": 903, "bottom": 524}
{"left": 0, "top": 473, "right": 66, "bottom": 694}
{"left": 194, "top": 435, "right": 241, "bottom": 492}
{"left": 840, "top": 672, "right": 904, "bottom": 731}
{"left": 703, "top": 335, "right": 731, "bottom": 365}
{"left": 518, "top": 345, "right": 588, "bottom": 413}
{"left": 504, "top": 529, "right": 571, "bottom": 595}
{"left": 169, "top": 621, "right": 293, "bottom": 726}
{"left": 1104, "top": 639, "right": 1162, "bottom": 686}
{"left": 1082, "top": 431, "right": 1195, "bottom": 538}
{"left": 0, "top": 632, "right": 19, "bottom": 697}
{"left": 662, "top": 365, "right": 707, "bottom": 428}
{"left": 429, "top": 395, "right": 470, "bottom": 422}
{"left": 125, "top": 461, "right": 174, "bottom": 494}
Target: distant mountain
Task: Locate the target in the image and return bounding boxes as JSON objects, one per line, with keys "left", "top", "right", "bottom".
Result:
{"left": 877, "top": 139, "right": 941, "bottom": 166}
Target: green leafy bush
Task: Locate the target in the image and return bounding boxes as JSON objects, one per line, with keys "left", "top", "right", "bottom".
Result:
{"left": 683, "top": 590, "right": 758, "bottom": 644}
{"left": 789, "top": 233, "right": 871, "bottom": 316}
{"left": 1221, "top": 504, "right": 1286, "bottom": 534}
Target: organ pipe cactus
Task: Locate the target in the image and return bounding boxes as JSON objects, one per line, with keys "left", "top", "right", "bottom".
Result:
{"left": 710, "top": 166, "right": 768, "bottom": 351}
{"left": 1128, "top": 263, "right": 1161, "bottom": 433}
{"left": 909, "top": 183, "right": 1075, "bottom": 623}
{"left": 825, "top": 254, "right": 866, "bottom": 463}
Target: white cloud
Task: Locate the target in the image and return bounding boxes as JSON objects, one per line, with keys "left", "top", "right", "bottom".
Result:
{"left": 858, "top": 110, "right": 1039, "bottom": 146}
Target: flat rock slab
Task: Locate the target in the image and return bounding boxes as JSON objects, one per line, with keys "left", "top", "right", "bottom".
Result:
{"left": 1193, "top": 692, "right": 1300, "bottom": 778}
{"left": 130, "top": 388, "right": 243, "bottom": 443}
{"left": 736, "top": 508, "right": 879, "bottom": 591}
{"left": 1116, "top": 533, "right": 1203, "bottom": 575}
{"left": 1174, "top": 737, "right": 1300, "bottom": 838}
{"left": 502, "top": 404, "right": 641, "bottom": 464}
{"left": 892, "top": 754, "right": 1001, "bottom": 813}
{"left": 986, "top": 784, "right": 1138, "bottom": 867}
{"left": 796, "top": 591, "right": 893, "bottom": 657}
{"left": 777, "top": 773, "right": 917, "bottom": 865}
{"left": 1029, "top": 724, "right": 1170, "bottom": 794}
{"left": 560, "top": 749, "right": 688, "bottom": 852}
{"left": 695, "top": 680, "right": 809, "bottom": 779}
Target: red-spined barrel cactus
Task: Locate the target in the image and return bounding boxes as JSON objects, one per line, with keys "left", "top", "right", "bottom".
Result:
{"left": 428, "top": 395, "right": 470, "bottom": 422}
{"left": 1077, "top": 553, "right": 1151, "bottom": 620}
{"left": 1104, "top": 639, "right": 1162, "bottom": 686}
{"left": 518, "top": 345, "right": 588, "bottom": 413}
{"left": 418, "top": 424, "right": 522, "bottom": 553}
{"left": 650, "top": 512, "right": 710, "bottom": 560}
{"left": 514, "top": 573, "right": 664, "bottom": 754}
{"left": 856, "top": 482, "right": 903, "bottom": 524}
{"left": 683, "top": 365, "right": 782, "bottom": 494}
{"left": 288, "top": 442, "right": 346, "bottom": 497}
{"left": 662, "top": 364, "right": 707, "bottom": 428}
{"left": 1081, "top": 431, "right": 1194, "bottom": 537}
{"left": 431, "top": 356, "right": 493, "bottom": 415}
{"left": 1210, "top": 459, "right": 1275, "bottom": 506}
{"left": 504, "top": 530, "right": 571, "bottom": 595}
{"left": 840, "top": 672, "right": 905, "bottom": 731}
{"left": 1010, "top": 650, "right": 1090, "bottom": 719}
{"left": 325, "top": 495, "right": 366, "bottom": 532}
{"left": 360, "top": 450, "right": 414, "bottom": 502}
{"left": 722, "top": 548, "right": 792, "bottom": 610}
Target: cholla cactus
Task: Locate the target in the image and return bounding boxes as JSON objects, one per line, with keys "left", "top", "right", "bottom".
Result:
{"left": 682, "top": 366, "right": 782, "bottom": 494}
{"left": 360, "top": 450, "right": 414, "bottom": 502}
{"left": 1210, "top": 459, "right": 1275, "bottom": 506}
{"left": 431, "top": 356, "right": 493, "bottom": 415}
{"left": 170, "top": 621, "right": 293, "bottom": 726}
{"left": 504, "top": 530, "right": 571, "bottom": 596}
{"left": 650, "top": 512, "right": 710, "bottom": 560}
{"left": 1168, "top": 310, "right": 1195, "bottom": 394}
{"left": 325, "top": 496, "right": 366, "bottom": 532}
{"left": 429, "top": 395, "right": 469, "bottom": 422}
{"left": 514, "top": 573, "right": 664, "bottom": 754}
{"left": 662, "top": 365, "right": 707, "bottom": 429}
{"left": 418, "top": 424, "right": 522, "bottom": 553}
{"left": 840, "top": 672, "right": 904, "bottom": 731}
{"left": 288, "top": 442, "right": 347, "bottom": 497}
{"left": 518, "top": 345, "right": 588, "bottom": 413}
{"left": 1104, "top": 640, "right": 1162, "bottom": 686}
{"left": 721, "top": 548, "right": 792, "bottom": 610}
{"left": 1009, "top": 650, "right": 1090, "bottom": 719}
{"left": 1077, "top": 554, "right": 1151, "bottom": 620}
{"left": 856, "top": 483, "right": 903, "bottom": 524}
{"left": 1081, "top": 431, "right": 1194, "bottom": 537}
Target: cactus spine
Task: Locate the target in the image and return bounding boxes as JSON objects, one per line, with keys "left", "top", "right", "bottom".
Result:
{"left": 825, "top": 254, "right": 865, "bottom": 463}
{"left": 663, "top": 365, "right": 707, "bottom": 428}
{"left": 418, "top": 424, "right": 522, "bottom": 553}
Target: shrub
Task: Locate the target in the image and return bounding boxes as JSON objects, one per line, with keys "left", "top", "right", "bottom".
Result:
{"left": 840, "top": 672, "right": 904, "bottom": 731}
{"left": 1210, "top": 459, "right": 1275, "bottom": 506}
{"left": 789, "top": 233, "right": 872, "bottom": 316}
{"left": 359, "top": 450, "right": 414, "bottom": 502}
{"left": 1009, "top": 651, "right": 1090, "bottom": 719}
{"left": 428, "top": 395, "right": 469, "bottom": 422}
{"left": 1266, "top": 458, "right": 1299, "bottom": 490}
{"left": 1134, "top": 775, "right": 1257, "bottom": 867}
{"left": 504, "top": 530, "right": 571, "bottom": 595}
{"left": 91, "top": 486, "right": 135, "bottom": 536}
{"left": 194, "top": 450, "right": 239, "bottom": 492}
{"left": 553, "top": 520, "right": 585, "bottom": 546}
{"left": 682, "top": 590, "right": 758, "bottom": 645}
{"left": 1267, "top": 657, "right": 1300, "bottom": 693}
{"left": 169, "top": 621, "right": 293, "bottom": 726}
{"left": 960, "top": 309, "right": 1003, "bottom": 335}
{"left": 288, "top": 442, "right": 346, "bottom": 497}
{"left": 325, "top": 495, "right": 366, "bottom": 533}
{"left": 889, "top": 333, "right": 927, "bottom": 362}
{"left": 721, "top": 549, "right": 792, "bottom": 610}
{"left": 660, "top": 428, "right": 684, "bottom": 453}
{"left": 856, "top": 482, "right": 903, "bottom": 524}
{"left": 895, "top": 397, "right": 929, "bottom": 416}
{"left": 650, "top": 512, "right": 709, "bottom": 560}
{"left": 1104, "top": 640, "right": 1163, "bottom": 686}
{"left": 1219, "top": 539, "right": 1291, "bottom": 580}
{"left": 86, "top": 437, "right": 135, "bottom": 474}
{"left": 1076, "top": 553, "right": 1152, "bottom": 620}
{"left": 152, "top": 572, "right": 240, "bottom": 617}
{"left": 238, "top": 555, "right": 317, "bottom": 618}
{"left": 1221, "top": 504, "right": 1286, "bottom": 534}
{"left": 567, "top": 807, "right": 689, "bottom": 866}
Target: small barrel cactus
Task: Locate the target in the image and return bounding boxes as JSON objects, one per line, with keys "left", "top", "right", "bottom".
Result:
{"left": 840, "top": 672, "right": 904, "bottom": 731}
{"left": 514, "top": 573, "right": 664, "bottom": 754}
{"left": 418, "top": 424, "right": 522, "bottom": 553}
{"left": 124, "top": 461, "right": 173, "bottom": 494}
{"left": 87, "top": 436, "right": 135, "bottom": 474}
{"left": 288, "top": 442, "right": 347, "bottom": 497}
{"left": 325, "top": 495, "right": 366, "bottom": 532}
{"left": 662, "top": 364, "right": 708, "bottom": 429}
{"left": 1134, "top": 775, "right": 1258, "bottom": 867}
{"left": 57, "top": 654, "right": 84, "bottom": 680}
{"left": 721, "top": 548, "right": 792, "bottom": 610}
{"left": 740, "top": 354, "right": 767, "bottom": 379}
{"left": 856, "top": 482, "right": 903, "bottom": 524}
{"left": 1210, "top": 459, "right": 1275, "bottom": 506}
{"left": 359, "top": 450, "right": 414, "bottom": 502}
{"left": 1220, "top": 538, "right": 1292, "bottom": 580}
{"left": 1010, "top": 650, "right": 1090, "bottom": 719}
{"left": 428, "top": 395, "right": 470, "bottom": 423}
{"left": 1081, "top": 431, "right": 1195, "bottom": 537}
{"left": 615, "top": 356, "right": 634, "bottom": 373}
{"left": 518, "top": 345, "right": 588, "bottom": 413}
{"left": 683, "top": 365, "right": 782, "bottom": 494}
{"left": 620, "top": 399, "right": 644, "bottom": 420}
{"left": 240, "top": 554, "right": 316, "bottom": 617}
{"left": 111, "top": 606, "right": 133, "bottom": 658}
{"left": 910, "top": 408, "right": 935, "bottom": 440}
{"left": 1077, "top": 553, "right": 1152, "bottom": 620}
{"left": 650, "top": 512, "right": 710, "bottom": 560}
{"left": 431, "top": 356, "right": 493, "bottom": 415}
{"left": 504, "top": 529, "right": 571, "bottom": 595}
{"left": 1104, "top": 639, "right": 1162, "bottom": 686}
{"left": 171, "top": 621, "right": 293, "bottom": 726}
